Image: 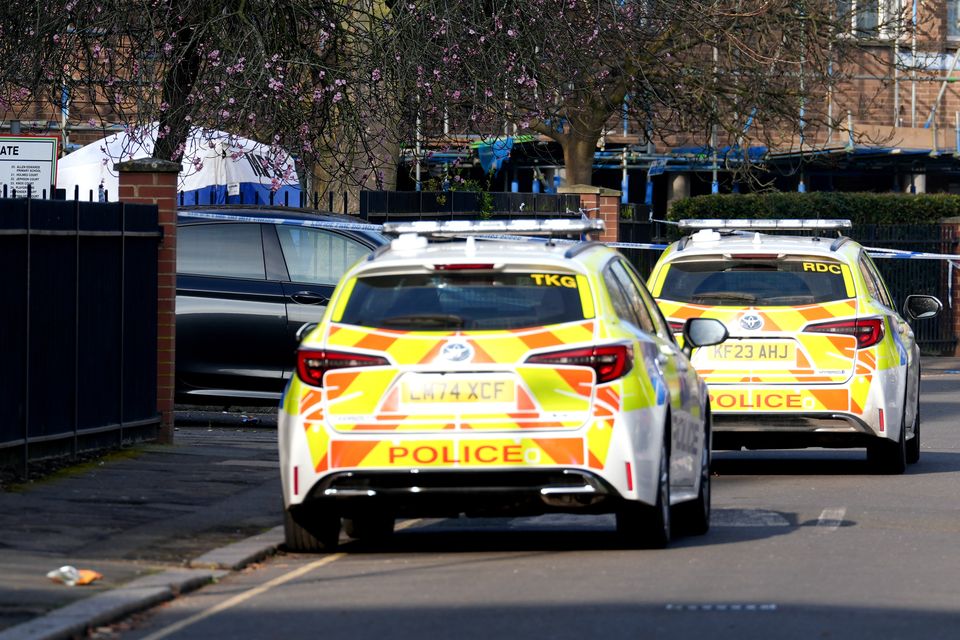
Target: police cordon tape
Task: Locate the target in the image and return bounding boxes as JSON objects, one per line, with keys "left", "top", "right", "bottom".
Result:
{"left": 178, "top": 210, "right": 386, "bottom": 233}
{"left": 177, "top": 211, "right": 960, "bottom": 262}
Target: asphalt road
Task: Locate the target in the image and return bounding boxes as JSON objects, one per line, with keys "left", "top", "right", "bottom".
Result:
{"left": 100, "top": 377, "right": 960, "bottom": 640}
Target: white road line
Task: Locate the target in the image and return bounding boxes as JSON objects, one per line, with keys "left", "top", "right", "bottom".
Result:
{"left": 816, "top": 507, "right": 846, "bottom": 531}
{"left": 665, "top": 603, "right": 778, "bottom": 612}
{"left": 139, "top": 519, "right": 423, "bottom": 640}
{"left": 138, "top": 553, "right": 344, "bottom": 640}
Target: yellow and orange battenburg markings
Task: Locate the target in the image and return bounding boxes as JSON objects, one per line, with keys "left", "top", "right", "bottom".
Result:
{"left": 287, "top": 317, "right": 644, "bottom": 473}
{"left": 289, "top": 304, "right": 658, "bottom": 474}
{"left": 649, "top": 256, "right": 902, "bottom": 415}
{"left": 654, "top": 299, "right": 885, "bottom": 414}
{"left": 291, "top": 388, "right": 626, "bottom": 474}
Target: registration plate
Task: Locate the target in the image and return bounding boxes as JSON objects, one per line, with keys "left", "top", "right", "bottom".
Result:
{"left": 709, "top": 341, "right": 795, "bottom": 362}
{"left": 400, "top": 374, "right": 516, "bottom": 405}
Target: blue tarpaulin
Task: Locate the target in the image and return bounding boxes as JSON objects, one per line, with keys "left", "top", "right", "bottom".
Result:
{"left": 476, "top": 137, "right": 514, "bottom": 174}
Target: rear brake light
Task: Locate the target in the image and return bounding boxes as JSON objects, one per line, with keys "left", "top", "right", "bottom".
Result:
{"left": 804, "top": 318, "right": 884, "bottom": 349}
{"left": 296, "top": 349, "right": 389, "bottom": 386}
{"left": 668, "top": 320, "right": 684, "bottom": 334}
{"left": 432, "top": 263, "right": 496, "bottom": 270}
{"left": 526, "top": 344, "right": 633, "bottom": 383}
{"left": 727, "top": 253, "right": 779, "bottom": 260}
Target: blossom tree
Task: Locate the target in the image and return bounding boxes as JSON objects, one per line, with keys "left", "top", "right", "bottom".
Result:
{"left": 0, "top": 0, "right": 401, "bottom": 196}
{"left": 386, "top": 0, "right": 912, "bottom": 185}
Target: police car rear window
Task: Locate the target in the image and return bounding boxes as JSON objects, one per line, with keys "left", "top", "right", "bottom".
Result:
{"left": 658, "top": 256, "right": 852, "bottom": 305}
{"left": 339, "top": 272, "right": 587, "bottom": 330}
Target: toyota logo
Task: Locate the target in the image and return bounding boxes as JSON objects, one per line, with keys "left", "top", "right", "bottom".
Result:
{"left": 739, "top": 313, "right": 764, "bottom": 331}
{"left": 441, "top": 341, "right": 473, "bottom": 362}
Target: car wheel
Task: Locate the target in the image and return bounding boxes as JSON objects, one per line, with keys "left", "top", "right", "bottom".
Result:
{"left": 283, "top": 507, "right": 341, "bottom": 552}
{"left": 343, "top": 513, "right": 395, "bottom": 540}
{"left": 673, "top": 416, "right": 711, "bottom": 536}
{"left": 616, "top": 437, "right": 671, "bottom": 549}
{"left": 906, "top": 393, "right": 921, "bottom": 465}
{"left": 867, "top": 417, "right": 907, "bottom": 475}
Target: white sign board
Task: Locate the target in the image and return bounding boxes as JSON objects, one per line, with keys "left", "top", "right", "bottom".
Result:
{"left": 0, "top": 135, "right": 59, "bottom": 197}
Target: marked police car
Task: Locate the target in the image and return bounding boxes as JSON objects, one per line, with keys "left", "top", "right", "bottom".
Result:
{"left": 647, "top": 219, "right": 942, "bottom": 473}
{"left": 279, "top": 219, "right": 728, "bottom": 551}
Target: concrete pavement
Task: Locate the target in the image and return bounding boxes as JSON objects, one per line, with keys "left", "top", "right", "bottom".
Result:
{"left": 0, "top": 410, "right": 284, "bottom": 640}
{"left": 1, "top": 358, "right": 959, "bottom": 640}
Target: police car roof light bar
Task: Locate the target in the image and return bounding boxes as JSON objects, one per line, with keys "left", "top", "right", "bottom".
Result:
{"left": 678, "top": 219, "right": 852, "bottom": 231}
{"left": 382, "top": 218, "right": 605, "bottom": 237}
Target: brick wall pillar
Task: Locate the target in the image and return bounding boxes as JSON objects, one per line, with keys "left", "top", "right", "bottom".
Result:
{"left": 557, "top": 184, "right": 621, "bottom": 243}
{"left": 116, "top": 158, "right": 179, "bottom": 444}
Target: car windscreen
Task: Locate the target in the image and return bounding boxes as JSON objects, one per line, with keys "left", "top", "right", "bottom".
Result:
{"left": 339, "top": 271, "right": 588, "bottom": 330}
{"left": 658, "top": 256, "right": 853, "bottom": 305}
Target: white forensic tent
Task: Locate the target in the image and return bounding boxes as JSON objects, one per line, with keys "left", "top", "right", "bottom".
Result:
{"left": 57, "top": 125, "right": 301, "bottom": 205}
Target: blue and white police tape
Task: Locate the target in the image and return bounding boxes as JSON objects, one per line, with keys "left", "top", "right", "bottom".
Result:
{"left": 863, "top": 247, "right": 960, "bottom": 261}
{"left": 178, "top": 210, "right": 385, "bottom": 233}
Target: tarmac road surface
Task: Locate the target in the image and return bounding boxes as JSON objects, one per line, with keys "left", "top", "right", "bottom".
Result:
{"left": 89, "top": 374, "right": 960, "bottom": 640}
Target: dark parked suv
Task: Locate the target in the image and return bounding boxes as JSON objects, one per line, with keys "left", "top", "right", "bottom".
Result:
{"left": 176, "top": 206, "right": 386, "bottom": 404}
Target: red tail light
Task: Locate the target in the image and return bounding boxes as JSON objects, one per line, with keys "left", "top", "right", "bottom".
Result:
{"left": 296, "top": 349, "right": 389, "bottom": 386}
{"left": 667, "top": 320, "right": 685, "bottom": 334}
{"left": 804, "top": 318, "right": 885, "bottom": 349}
{"left": 526, "top": 344, "right": 633, "bottom": 383}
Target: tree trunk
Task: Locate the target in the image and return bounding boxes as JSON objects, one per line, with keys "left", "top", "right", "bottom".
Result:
{"left": 562, "top": 130, "right": 601, "bottom": 186}
{"left": 310, "top": 133, "right": 399, "bottom": 214}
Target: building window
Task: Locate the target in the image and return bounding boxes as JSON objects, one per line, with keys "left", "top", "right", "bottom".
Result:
{"left": 950, "top": 1, "right": 960, "bottom": 39}
{"left": 838, "top": 0, "right": 902, "bottom": 39}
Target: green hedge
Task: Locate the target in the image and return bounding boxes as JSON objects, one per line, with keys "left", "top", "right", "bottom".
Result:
{"left": 668, "top": 192, "right": 960, "bottom": 224}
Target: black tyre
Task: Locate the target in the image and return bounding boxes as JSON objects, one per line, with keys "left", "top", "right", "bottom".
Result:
{"left": 906, "top": 395, "right": 921, "bottom": 465}
{"left": 673, "top": 416, "right": 711, "bottom": 536}
{"left": 617, "top": 437, "right": 671, "bottom": 549}
{"left": 343, "top": 513, "right": 395, "bottom": 540}
{"left": 283, "top": 507, "right": 341, "bottom": 553}
{"left": 867, "top": 421, "right": 906, "bottom": 475}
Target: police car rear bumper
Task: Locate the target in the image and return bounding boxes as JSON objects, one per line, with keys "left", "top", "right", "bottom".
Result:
{"left": 296, "top": 468, "right": 628, "bottom": 518}
{"left": 712, "top": 413, "right": 884, "bottom": 450}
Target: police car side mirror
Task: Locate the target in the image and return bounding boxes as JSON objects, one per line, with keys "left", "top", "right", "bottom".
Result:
{"left": 904, "top": 295, "right": 942, "bottom": 321}
{"left": 682, "top": 318, "right": 728, "bottom": 358}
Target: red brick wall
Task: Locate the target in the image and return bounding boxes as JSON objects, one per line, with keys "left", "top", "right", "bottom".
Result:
{"left": 558, "top": 186, "right": 620, "bottom": 243}
{"left": 116, "top": 159, "right": 179, "bottom": 443}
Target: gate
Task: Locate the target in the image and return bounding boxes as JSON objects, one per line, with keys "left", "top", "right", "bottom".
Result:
{"left": 851, "top": 224, "right": 958, "bottom": 355}
{"left": 0, "top": 195, "right": 162, "bottom": 477}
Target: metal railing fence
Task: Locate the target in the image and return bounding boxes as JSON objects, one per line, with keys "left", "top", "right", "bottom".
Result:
{"left": 0, "top": 193, "right": 162, "bottom": 478}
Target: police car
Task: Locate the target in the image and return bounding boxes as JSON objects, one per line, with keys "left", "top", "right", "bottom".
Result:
{"left": 647, "top": 219, "right": 942, "bottom": 473}
{"left": 279, "top": 219, "right": 728, "bottom": 551}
